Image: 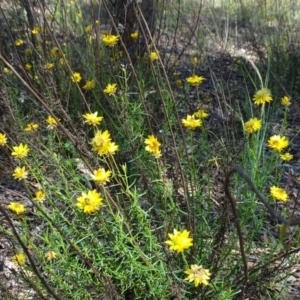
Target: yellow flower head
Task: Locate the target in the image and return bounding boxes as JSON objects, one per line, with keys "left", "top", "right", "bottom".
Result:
{"left": 46, "top": 116, "right": 59, "bottom": 129}
{"left": 144, "top": 135, "right": 161, "bottom": 158}
{"left": 192, "top": 56, "right": 198, "bottom": 64}
{"left": 12, "top": 166, "right": 28, "bottom": 180}
{"left": 11, "top": 143, "right": 30, "bottom": 158}
{"left": 3, "top": 67, "right": 13, "bottom": 75}
{"left": 270, "top": 186, "right": 288, "bottom": 202}
{"left": 280, "top": 152, "right": 293, "bottom": 161}
{"left": 185, "top": 265, "right": 211, "bottom": 287}
{"left": 104, "top": 83, "right": 117, "bottom": 95}
{"left": 182, "top": 115, "right": 202, "bottom": 130}
{"left": 45, "top": 251, "right": 57, "bottom": 261}
{"left": 82, "top": 111, "right": 103, "bottom": 125}
{"left": 12, "top": 253, "right": 26, "bottom": 266}
{"left": 25, "top": 48, "right": 32, "bottom": 56}
{"left": 25, "top": 63, "right": 32, "bottom": 71}
{"left": 8, "top": 202, "right": 25, "bottom": 214}
{"left": 45, "top": 63, "right": 55, "bottom": 70}
{"left": 186, "top": 74, "right": 205, "bottom": 86}
{"left": 102, "top": 34, "right": 119, "bottom": 47}
{"left": 268, "top": 135, "right": 289, "bottom": 152}
{"left": 25, "top": 123, "right": 39, "bottom": 132}
{"left": 31, "top": 27, "right": 40, "bottom": 35}
{"left": 165, "top": 229, "right": 193, "bottom": 253}
{"left": 91, "top": 168, "right": 112, "bottom": 184}
{"left": 253, "top": 88, "right": 273, "bottom": 105}
{"left": 15, "top": 39, "right": 24, "bottom": 46}
{"left": 0, "top": 133, "right": 7, "bottom": 146}
{"left": 76, "top": 189, "right": 103, "bottom": 214}
{"left": 281, "top": 96, "right": 291, "bottom": 106}
{"left": 71, "top": 72, "right": 82, "bottom": 83}
{"left": 85, "top": 25, "right": 92, "bottom": 33}
{"left": 243, "top": 117, "right": 262, "bottom": 134}
{"left": 91, "top": 130, "right": 119, "bottom": 156}
{"left": 51, "top": 47, "right": 62, "bottom": 57}
{"left": 83, "top": 79, "right": 96, "bottom": 91}
{"left": 193, "top": 109, "right": 209, "bottom": 119}
{"left": 176, "top": 79, "right": 182, "bottom": 87}
{"left": 130, "top": 32, "right": 139, "bottom": 40}
{"left": 150, "top": 51, "right": 159, "bottom": 61}
{"left": 33, "top": 190, "right": 46, "bottom": 201}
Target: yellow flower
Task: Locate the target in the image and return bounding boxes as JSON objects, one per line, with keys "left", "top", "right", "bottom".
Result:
{"left": 281, "top": 96, "right": 291, "bottom": 106}
{"left": 176, "top": 79, "right": 182, "bottom": 87}
{"left": 25, "top": 48, "right": 32, "bottom": 56}
{"left": 268, "top": 135, "right": 289, "bottom": 152}
{"left": 184, "top": 265, "right": 211, "bottom": 287}
{"left": 91, "top": 168, "right": 112, "bottom": 184}
{"left": 76, "top": 190, "right": 103, "bottom": 214}
{"left": 33, "top": 190, "right": 46, "bottom": 201}
{"left": 165, "top": 229, "right": 193, "bottom": 253}
{"left": 192, "top": 56, "right": 198, "bottom": 64}
{"left": 45, "top": 251, "right": 57, "bottom": 261}
{"left": 253, "top": 88, "right": 273, "bottom": 105}
{"left": 25, "top": 63, "right": 32, "bottom": 71}
{"left": 104, "top": 83, "right": 117, "bottom": 95}
{"left": 31, "top": 27, "right": 40, "bottom": 35}
{"left": 71, "top": 72, "right": 82, "bottom": 83}
{"left": 11, "top": 143, "right": 30, "bottom": 158}
{"left": 15, "top": 39, "right": 24, "bottom": 46}
{"left": 83, "top": 79, "right": 96, "bottom": 91}
{"left": 150, "top": 52, "right": 159, "bottom": 61}
{"left": 3, "top": 67, "right": 13, "bottom": 74}
{"left": 45, "top": 63, "right": 55, "bottom": 70}
{"left": 186, "top": 74, "right": 205, "bottom": 86}
{"left": 130, "top": 32, "right": 139, "bottom": 39}
{"left": 193, "top": 109, "right": 209, "bottom": 119}
{"left": 25, "top": 123, "right": 39, "bottom": 131}
{"left": 46, "top": 116, "right": 59, "bottom": 129}
{"left": 182, "top": 115, "right": 202, "bottom": 130}
{"left": 102, "top": 34, "right": 119, "bottom": 47}
{"left": 91, "top": 130, "right": 119, "bottom": 156}
{"left": 243, "top": 117, "right": 262, "bottom": 134}
{"left": 51, "top": 47, "right": 62, "bottom": 57}
{"left": 144, "top": 135, "right": 161, "bottom": 157}
{"left": 0, "top": 133, "right": 7, "bottom": 146}
{"left": 280, "top": 152, "right": 293, "bottom": 161}
{"left": 12, "top": 253, "right": 26, "bottom": 266}
{"left": 8, "top": 202, "right": 25, "bottom": 214}
{"left": 83, "top": 112, "right": 103, "bottom": 125}
{"left": 12, "top": 166, "right": 28, "bottom": 180}
{"left": 270, "top": 186, "right": 288, "bottom": 202}
{"left": 77, "top": 13, "right": 82, "bottom": 18}
{"left": 85, "top": 25, "right": 92, "bottom": 33}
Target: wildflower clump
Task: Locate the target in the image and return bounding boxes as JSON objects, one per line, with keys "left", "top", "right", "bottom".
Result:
{"left": 165, "top": 229, "right": 193, "bottom": 253}
{"left": 144, "top": 135, "right": 161, "bottom": 158}
{"left": 15, "top": 39, "right": 24, "bottom": 46}
{"left": 8, "top": 202, "right": 25, "bottom": 214}
{"left": 11, "top": 143, "right": 30, "bottom": 158}
{"left": 186, "top": 74, "right": 205, "bottom": 86}
{"left": 91, "top": 130, "right": 119, "bottom": 156}
{"left": 268, "top": 135, "right": 289, "bottom": 152}
{"left": 12, "top": 166, "right": 28, "bottom": 180}
{"left": 244, "top": 118, "right": 261, "bottom": 134}
{"left": 270, "top": 186, "right": 288, "bottom": 202}
{"left": 182, "top": 115, "right": 201, "bottom": 130}
{"left": 82, "top": 112, "right": 103, "bottom": 126}
{"left": 184, "top": 265, "right": 211, "bottom": 287}
{"left": 76, "top": 189, "right": 103, "bottom": 214}
{"left": 253, "top": 88, "right": 273, "bottom": 105}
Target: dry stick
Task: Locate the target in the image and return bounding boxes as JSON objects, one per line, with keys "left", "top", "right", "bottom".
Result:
{"left": 224, "top": 166, "right": 300, "bottom": 297}
{"left": 0, "top": 205, "right": 61, "bottom": 300}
